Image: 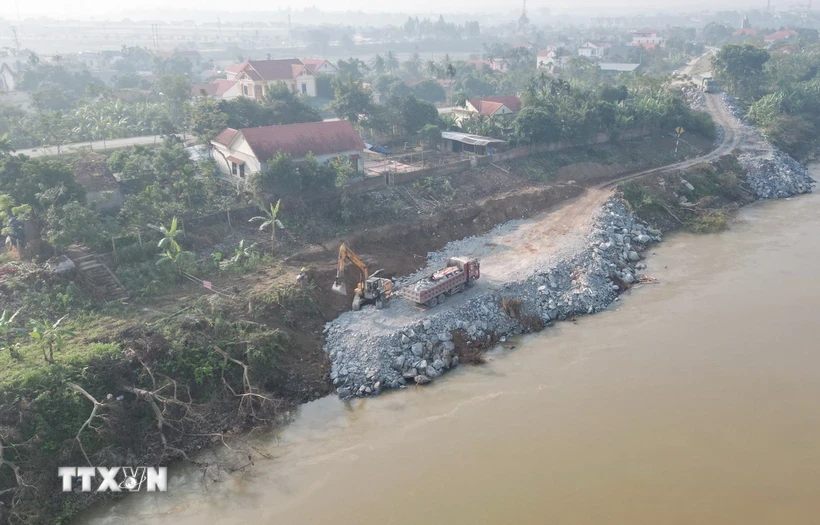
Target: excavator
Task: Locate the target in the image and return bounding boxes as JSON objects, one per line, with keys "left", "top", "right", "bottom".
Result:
{"left": 331, "top": 243, "right": 393, "bottom": 311}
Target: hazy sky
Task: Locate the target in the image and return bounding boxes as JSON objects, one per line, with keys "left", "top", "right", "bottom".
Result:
{"left": 8, "top": 0, "right": 780, "bottom": 19}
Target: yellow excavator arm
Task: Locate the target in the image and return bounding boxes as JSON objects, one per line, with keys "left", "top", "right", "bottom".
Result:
{"left": 332, "top": 243, "right": 368, "bottom": 297}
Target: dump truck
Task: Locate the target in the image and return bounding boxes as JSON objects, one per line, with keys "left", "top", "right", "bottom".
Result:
{"left": 401, "top": 257, "right": 480, "bottom": 307}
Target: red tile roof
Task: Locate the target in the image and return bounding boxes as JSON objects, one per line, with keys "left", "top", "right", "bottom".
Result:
{"left": 192, "top": 83, "right": 218, "bottom": 96}
{"left": 245, "top": 59, "right": 306, "bottom": 81}
{"left": 300, "top": 58, "right": 335, "bottom": 74}
{"left": 468, "top": 96, "right": 522, "bottom": 116}
{"left": 192, "top": 79, "right": 237, "bottom": 97}
{"left": 223, "top": 121, "right": 365, "bottom": 161}
{"left": 765, "top": 30, "right": 798, "bottom": 41}
{"left": 213, "top": 128, "right": 240, "bottom": 146}
{"left": 226, "top": 63, "right": 246, "bottom": 73}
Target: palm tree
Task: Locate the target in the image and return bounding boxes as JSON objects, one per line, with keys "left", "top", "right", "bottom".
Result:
{"left": 0, "top": 309, "right": 21, "bottom": 358}
{"left": 386, "top": 51, "right": 400, "bottom": 74}
{"left": 250, "top": 200, "right": 284, "bottom": 250}
{"left": 28, "top": 315, "right": 74, "bottom": 363}
{"left": 425, "top": 60, "right": 439, "bottom": 78}
{"left": 445, "top": 63, "right": 457, "bottom": 80}
{"left": 371, "top": 54, "right": 386, "bottom": 76}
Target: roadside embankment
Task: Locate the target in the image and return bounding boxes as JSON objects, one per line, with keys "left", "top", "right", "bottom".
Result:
{"left": 323, "top": 93, "right": 815, "bottom": 399}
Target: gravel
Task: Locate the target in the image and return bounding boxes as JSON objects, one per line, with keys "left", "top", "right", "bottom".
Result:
{"left": 721, "top": 93, "right": 815, "bottom": 199}
{"left": 322, "top": 92, "right": 816, "bottom": 399}
{"left": 324, "top": 198, "right": 662, "bottom": 398}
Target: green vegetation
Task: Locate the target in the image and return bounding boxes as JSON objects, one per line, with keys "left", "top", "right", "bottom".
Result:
{"left": 714, "top": 41, "right": 820, "bottom": 158}
{"left": 621, "top": 157, "right": 753, "bottom": 233}
{"left": 512, "top": 76, "right": 715, "bottom": 147}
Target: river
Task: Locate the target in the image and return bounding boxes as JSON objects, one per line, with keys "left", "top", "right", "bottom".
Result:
{"left": 84, "top": 170, "right": 820, "bottom": 525}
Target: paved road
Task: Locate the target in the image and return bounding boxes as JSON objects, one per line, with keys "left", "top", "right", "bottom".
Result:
{"left": 14, "top": 135, "right": 165, "bottom": 158}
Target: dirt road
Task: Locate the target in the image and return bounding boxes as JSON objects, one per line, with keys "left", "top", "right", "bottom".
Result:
{"left": 335, "top": 92, "right": 746, "bottom": 332}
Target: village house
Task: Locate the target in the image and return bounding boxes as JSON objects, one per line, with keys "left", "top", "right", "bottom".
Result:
{"left": 578, "top": 42, "right": 607, "bottom": 59}
{"left": 465, "top": 96, "right": 521, "bottom": 118}
{"left": 210, "top": 120, "right": 366, "bottom": 179}
{"left": 224, "top": 58, "right": 319, "bottom": 99}
{"left": 300, "top": 58, "right": 340, "bottom": 76}
{"left": 765, "top": 30, "right": 798, "bottom": 45}
{"left": 536, "top": 49, "right": 570, "bottom": 72}
{"left": 630, "top": 29, "right": 664, "bottom": 49}
{"left": 441, "top": 96, "right": 522, "bottom": 126}
{"left": 191, "top": 78, "right": 241, "bottom": 99}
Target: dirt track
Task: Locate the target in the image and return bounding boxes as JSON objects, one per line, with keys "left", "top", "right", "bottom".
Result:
{"left": 330, "top": 92, "right": 747, "bottom": 332}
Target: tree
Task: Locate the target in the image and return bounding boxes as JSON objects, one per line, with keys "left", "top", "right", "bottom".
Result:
{"left": 418, "top": 124, "right": 442, "bottom": 148}
{"left": 262, "top": 84, "right": 323, "bottom": 124}
{"left": 390, "top": 94, "right": 439, "bottom": 135}
{"left": 42, "top": 201, "right": 102, "bottom": 252}
{"left": 712, "top": 44, "right": 771, "bottom": 97}
{"left": 371, "top": 55, "right": 387, "bottom": 75}
{"left": 28, "top": 315, "right": 74, "bottom": 363}
{"left": 250, "top": 200, "right": 284, "bottom": 250}
{"left": 412, "top": 79, "right": 446, "bottom": 103}
{"left": 386, "top": 52, "right": 400, "bottom": 74}
{"left": 187, "top": 97, "right": 229, "bottom": 143}
{"left": 337, "top": 58, "right": 368, "bottom": 80}
{"left": 330, "top": 78, "right": 373, "bottom": 123}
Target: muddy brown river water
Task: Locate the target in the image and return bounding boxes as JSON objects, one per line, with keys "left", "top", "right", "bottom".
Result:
{"left": 84, "top": 168, "right": 820, "bottom": 525}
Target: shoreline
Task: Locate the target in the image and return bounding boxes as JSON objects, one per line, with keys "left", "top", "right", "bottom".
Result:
{"left": 324, "top": 95, "right": 816, "bottom": 399}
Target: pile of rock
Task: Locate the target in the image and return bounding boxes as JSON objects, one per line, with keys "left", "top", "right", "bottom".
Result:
{"left": 721, "top": 93, "right": 815, "bottom": 199}
{"left": 739, "top": 149, "right": 814, "bottom": 199}
{"left": 325, "top": 198, "right": 661, "bottom": 398}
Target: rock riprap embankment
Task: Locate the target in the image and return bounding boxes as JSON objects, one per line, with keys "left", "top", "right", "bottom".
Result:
{"left": 324, "top": 198, "right": 661, "bottom": 398}
{"left": 721, "top": 93, "right": 814, "bottom": 199}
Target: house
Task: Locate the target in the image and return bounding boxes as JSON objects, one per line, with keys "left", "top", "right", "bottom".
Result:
{"left": 191, "top": 79, "right": 241, "bottom": 99}
{"left": 537, "top": 49, "right": 570, "bottom": 72}
{"left": 224, "top": 58, "right": 318, "bottom": 98}
{"left": 210, "top": 120, "right": 366, "bottom": 178}
{"left": 77, "top": 51, "right": 104, "bottom": 71}
{"left": 578, "top": 42, "right": 606, "bottom": 59}
{"left": 631, "top": 30, "right": 664, "bottom": 49}
{"left": 300, "top": 58, "right": 339, "bottom": 76}
{"left": 765, "top": 30, "right": 798, "bottom": 45}
{"left": 488, "top": 58, "right": 509, "bottom": 72}
{"left": 464, "top": 59, "right": 492, "bottom": 70}
{"left": 598, "top": 63, "right": 640, "bottom": 74}
{"left": 466, "top": 96, "right": 521, "bottom": 118}
{"left": 72, "top": 153, "right": 123, "bottom": 212}
{"left": 440, "top": 131, "right": 505, "bottom": 155}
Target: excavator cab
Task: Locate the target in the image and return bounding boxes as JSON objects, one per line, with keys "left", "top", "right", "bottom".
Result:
{"left": 332, "top": 243, "right": 392, "bottom": 311}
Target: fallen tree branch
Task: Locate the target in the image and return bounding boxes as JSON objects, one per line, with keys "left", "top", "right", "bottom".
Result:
{"left": 66, "top": 382, "right": 109, "bottom": 466}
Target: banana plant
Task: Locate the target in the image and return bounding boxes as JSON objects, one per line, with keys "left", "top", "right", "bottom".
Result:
{"left": 250, "top": 200, "right": 284, "bottom": 250}
{"left": 0, "top": 309, "right": 22, "bottom": 358}
{"left": 28, "top": 315, "right": 74, "bottom": 363}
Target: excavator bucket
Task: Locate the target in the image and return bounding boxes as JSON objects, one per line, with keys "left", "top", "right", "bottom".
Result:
{"left": 331, "top": 280, "right": 347, "bottom": 296}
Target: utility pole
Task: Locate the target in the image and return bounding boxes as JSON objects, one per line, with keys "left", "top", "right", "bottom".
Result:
{"left": 11, "top": 27, "right": 20, "bottom": 53}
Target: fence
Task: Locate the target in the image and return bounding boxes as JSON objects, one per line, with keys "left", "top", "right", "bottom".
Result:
{"left": 346, "top": 126, "right": 656, "bottom": 193}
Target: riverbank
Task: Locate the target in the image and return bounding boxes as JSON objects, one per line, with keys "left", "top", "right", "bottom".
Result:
{"left": 82, "top": 174, "right": 820, "bottom": 525}
{"left": 324, "top": 94, "right": 815, "bottom": 398}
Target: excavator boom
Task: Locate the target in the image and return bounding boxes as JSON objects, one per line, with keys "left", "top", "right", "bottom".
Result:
{"left": 332, "top": 243, "right": 369, "bottom": 297}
